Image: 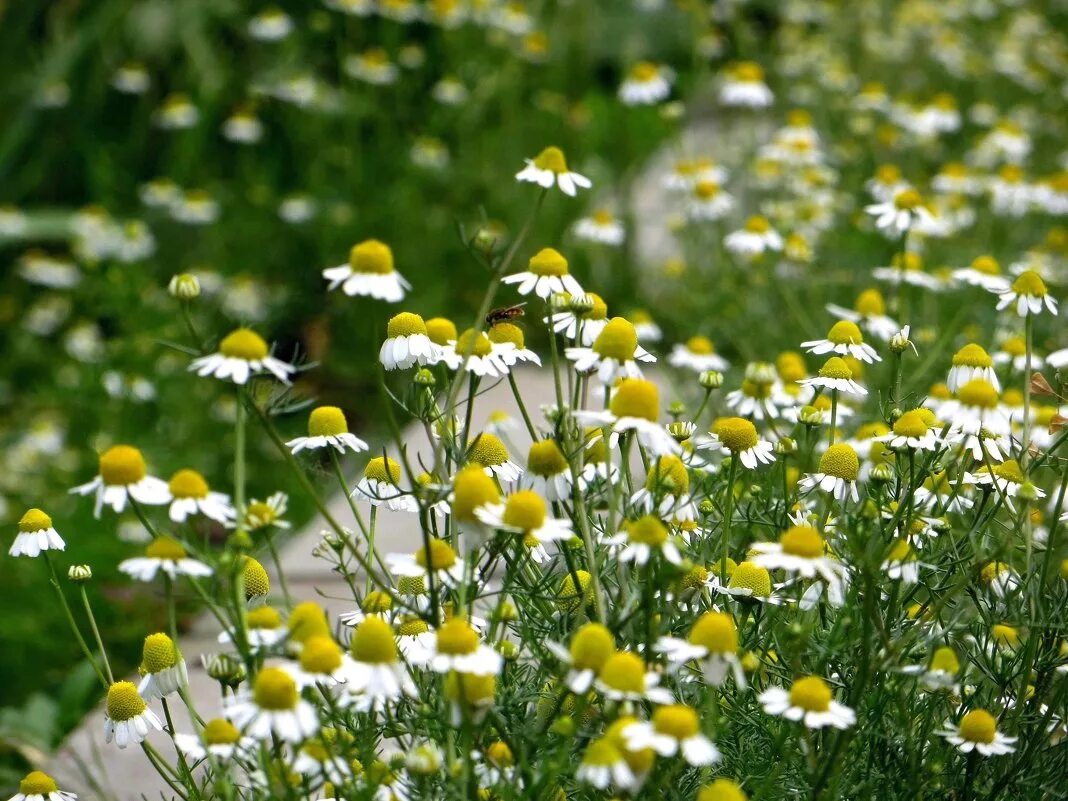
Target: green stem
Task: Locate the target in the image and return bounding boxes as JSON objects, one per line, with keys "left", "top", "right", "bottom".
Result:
{"left": 43, "top": 553, "right": 108, "bottom": 689}
{"left": 79, "top": 585, "right": 114, "bottom": 683}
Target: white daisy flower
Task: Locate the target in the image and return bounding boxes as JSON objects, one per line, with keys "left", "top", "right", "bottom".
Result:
{"left": 622, "top": 705, "right": 720, "bottom": 766}
{"left": 286, "top": 406, "right": 369, "bottom": 455}
{"left": 221, "top": 108, "right": 264, "bottom": 144}
{"left": 574, "top": 378, "right": 680, "bottom": 457}
{"left": 244, "top": 492, "right": 292, "bottom": 531}
{"left": 487, "top": 322, "right": 541, "bottom": 367}
{"left": 797, "top": 444, "right": 862, "bottom": 503}
{"left": 595, "top": 651, "right": 673, "bottom": 704}
{"left": 9, "top": 771, "right": 77, "bottom": 801}
{"left": 524, "top": 438, "right": 582, "bottom": 502}
{"left": 323, "top": 239, "right": 410, "bottom": 302}
{"left": 9, "top": 508, "right": 64, "bottom": 558}
{"left": 153, "top": 93, "right": 198, "bottom": 129}
{"left": 189, "top": 328, "right": 295, "bottom": 385}
{"left": 103, "top": 681, "right": 163, "bottom": 749}
{"left": 71, "top": 444, "right": 171, "bottom": 517}
{"left": 380, "top": 312, "right": 439, "bottom": 370}
{"left": 939, "top": 709, "right": 1017, "bottom": 756}
{"left": 549, "top": 293, "right": 610, "bottom": 346}
{"left": 545, "top": 622, "right": 616, "bottom": 694}
{"left": 119, "top": 536, "right": 212, "bottom": 583}
{"left": 166, "top": 469, "right": 236, "bottom": 524}
{"left": 344, "top": 48, "right": 399, "bottom": 85}
{"left": 947, "top": 343, "right": 1000, "bottom": 392}
{"left": 577, "top": 738, "right": 637, "bottom": 792}
{"left": 353, "top": 457, "right": 417, "bottom": 512}
{"left": 443, "top": 329, "right": 513, "bottom": 378}
{"left": 110, "top": 62, "right": 150, "bottom": 95}
{"left": 953, "top": 255, "right": 1007, "bottom": 291}
{"left": 900, "top": 646, "right": 962, "bottom": 693}
{"left": 798, "top": 356, "right": 867, "bottom": 395}
{"left": 574, "top": 210, "right": 625, "bottom": 246}
{"left": 993, "top": 270, "right": 1058, "bottom": 317}
{"left": 880, "top": 539, "right": 923, "bottom": 584}
{"left": 751, "top": 524, "right": 850, "bottom": 595}
{"left": 422, "top": 618, "right": 502, "bottom": 676}
{"left": 801, "top": 320, "right": 881, "bottom": 363}
{"left": 655, "top": 611, "right": 746, "bottom": 688}
{"left": 941, "top": 379, "right": 1011, "bottom": 437}
{"left": 865, "top": 188, "right": 940, "bottom": 236}
{"left": 686, "top": 179, "right": 735, "bottom": 221}
{"left": 724, "top": 216, "right": 783, "bottom": 258}
{"left": 502, "top": 247, "right": 583, "bottom": 300}
{"left": 874, "top": 409, "right": 941, "bottom": 451}
{"left": 668, "top": 336, "right": 730, "bottom": 373}
{"left": 219, "top": 606, "right": 286, "bottom": 650}
{"left": 604, "top": 515, "right": 682, "bottom": 566}
{"left": 476, "top": 490, "right": 573, "bottom": 543}
{"left": 566, "top": 317, "right": 656, "bottom": 385}
{"left": 248, "top": 7, "right": 293, "bottom": 41}
{"left": 515, "top": 146, "right": 591, "bottom": 196}
{"left": 719, "top": 61, "right": 773, "bottom": 108}
{"left": 873, "top": 252, "right": 945, "bottom": 291}
{"left": 706, "top": 560, "right": 786, "bottom": 605}
{"left": 281, "top": 635, "right": 351, "bottom": 691}
{"left": 992, "top": 335, "right": 1042, "bottom": 373}
{"left": 759, "top": 676, "right": 855, "bottom": 729}
{"left": 224, "top": 667, "right": 319, "bottom": 742}
{"left": 466, "top": 432, "right": 523, "bottom": 483}
{"left": 345, "top": 617, "right": 417, "bottom": 710}
{"left": 618, "top": 62, "right": 674, "bottom": 106}
{"left": 387, "top": 538, "right": 465, "bottom": 587}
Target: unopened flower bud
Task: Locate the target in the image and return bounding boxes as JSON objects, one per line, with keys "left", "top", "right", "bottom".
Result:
{"left": 68, "top": 564, "right": 93, "bottom": 583}
{"left": 203, "top": 653, "right": 246, "bottom": 688}
{"left": 472, "top": 227, "right": 498, "bottom": 254}
{"left": 698, "top": 498, "right": 716, "bottom": 516}
{"left": 889, "top": 327, "right": 915, "bottom": 354}
{"left": 870, "top": 463, "right": 895, "bottom": 483}
{"left": 495, "top": 599, "right": 518, "bottom": 622}
{"left": 888, "top": 407, "right": 903, "bottom": 422}
{"left": 168, "top": 273, "right": 201, "bottom": 300}
{"left": 799, "top": 405, "right": 824, "bottom": 426}
{"left": 497, "top": 640, "right": 520, "bottom": 661}
{"left": 667, "top": 400, "right": 687, "bottom": 419}
{"left": 667, "top": 421, "right": 695, "bottom": 442}
{"left": 569, "top": 294, "right": 595, "bottom": 315}
{"left": 1017, "top": 481, "right": 1040, "bottom": 502}
{"left": 745, "top": 362, "right": 777, "bottom": 385}
{"left": 699, "top": 370, "right": 723, "bottom": 389}
{"left": 775, "top": 437, "right": 796, "bottom": 455}
{"left": 414, "top": 368, "right": 436, "bottom": 387}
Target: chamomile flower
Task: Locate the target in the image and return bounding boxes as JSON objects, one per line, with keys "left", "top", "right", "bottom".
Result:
{"left": 669, "top": 336, "right": 730, "bottom": 373}
{"left": 9, "top": 508, "right": 64, "bottom": 558}
{"left": 354, "top": 457, "right": 416, "bottom": 512}
{"left": 515, "top": 146, "right": 591, "bottom": 196}
{"left": 444, "top": 329, "right": 511, "bottom": 378}
{"left": 724, "top": 216, "right": 783, "bottom": 258}
{"left": 577, "top": 738, "right": 636, "bottom": 792}
{"left": 719, "top": 61, "right": 773, "bottom": 108}
{"left": 942, "top": 379, "right": 1011, "bottom": 438}
{"left": 875, "top": 409, "right": 941, "bottom": 451}
{"left": 137, "top": 633, "right": 188, "bottom": 700}
{"left": 167, "top": 469, "right": 235, "bottom": 523}
{"left": 948, "top": 343, "right": 1000, "bottom": 392}
{"left": 619, "top": 62, "right": 674, "bottom": 105}
{"left": 630, "top": 308, "right": 663, "bottom": 342}
{"left": 630, "top": 455, "right": 697, "bottom": 521}
{"left": 476, "top": 490, "right": 573, "bottom": 543}
{"left": 388, "top": 538, "right": 465, "bottom": 586}
{"left": 524, "top": 439, "right": 579, "bottom": 501}
{"left": 466, "top": 432, "right": 523, "bottom": 482}
{"left": 865, "top": 188, "right": 939, "bottom": 236}
{"left": 71, "top": 444, "right": 172, "bottom": 517}
{"left": 759, "top": 676, "right": 855, "bottom": 729}
{"left": 880, "top": 539, "right": 923, "bottom": 584}
{"left": 994, "top": 270, "right": 1058, "bottom": 317}
{"left": 154, "top": 93, "right": 199, "bottom": 129}
{"left": 546, "top": 622, "right": 615, "bottom": 693}
{"left": 287, "top": 406, "right": 369, "bottom": 454}
{"left": 724, "top": 365, "right": 783, "bottom": 420}
{"left": 9, "top": 771, "right": 76, "bottom": 801}
{"left": 939, "top": 709, "right": 1017, "bottom": 756}
{"left": 802, "top": 320, "right": 881, "bottom": 364}
{"left": 340, "top": 616, "right": 414, "bottom": 709}
{"left": 119, "top": 536, "right": 213, "bottom": 582}
{"left": 487, "top": 322, "right": 541, "bottom": 367}
{"left": 901, "top": 645, "right": 961, "bottom": 692}
{"left": 566, "top": 317, "right": 656, "bottom": 384}
{"left": 605, "top": 515, "right": 682, "bottom": 566}
{"left": 656, "top": 612, "right": 745, "bottom": 687}
{"left": 623, "top": 704, "right": 720, "bottom": 766}
{"left": 111, "top": 62, "right": 150, "bottom": 94}
{"left": 549, "top": 292, "right": 610, "bottom": 345}
{"left": 244, "top": 492, "right": 291, "bottom": 531}
{"left": 993, "top": 336, "right": 1042, "bottom": 373}
{"left": 220, "top": 605, "right": 285, "bottom": 649}
{"left": 595, "top": 651, "right": 673, "bottom": 704}
{"left": 687, "top": 180, "right": 735, "bottom": 221}
{"left": 323, "top": 239, "right": 410, "bottom": 302}
{"left": 709, "top": 560, "right": 784, "bottom": 605}
{"left": 825, "top": 288, "right": 900, "bottom": 341}
{"left": 502, "top": 247, "right": 583, "bottom": 299}
{"left": 221, "top": 108, "right": 264, "bottom": 144}
{"left": 953, "top": 255, "right": 1007, "bottom": 291}
{"left": 379, "top": 312, "right": 438, "bottom": 370}
{"left": 190, "top": 328, "right": 295, "bottom": 385}
{"left": 284, "top": 635, "right": 350, "bottom": 690}
{"left": 751, "top": 525, "right": 850, "bottom": 594}
{"left": 574, "top": 378, "right": 680, "bottom": 457}
{"left": 225, "top": 666, "right": 319, "bottom": 742}
{"left": 701, "top": 417, "right": 775, "bottom": 470}
{"left": 980, "top": 561, "right": 1021, "bottom": 598}
{"left": 344, "top": 48, "right": 399, "bottom": 85}
{"left": 104, "top": 681, "right": 163, "bottom": 749}
{"left": 798, "top": 444, "right": 861, "bottom": 503}
{"left": 248, "top": 7, "right": 293, "bottom": 41}
{"left": 426, "top": 617, "right": 503, "bottom": 676}
{"left": 574, "top": 210, "right": 625, "bottom": 246}
{"left": 799, "top": 356, "right": 867, "bottom": 396}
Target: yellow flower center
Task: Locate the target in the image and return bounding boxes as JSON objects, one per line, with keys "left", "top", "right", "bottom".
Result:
{"left": 698, "top": 778, "right": 749, "bottom": 801}
{"left": 952, "top": 343, "right": 993, "bottom": 368}
{"left": 694, "top": 180, "right": 721, "bottom": 199}
{"left": 644, "top": 455, "right": 689, "bottom": 496}
{"left": 242, "top": 557, "right": 271, "bottom": 600}
{"left": 1000, "top": 336, "right": 1025, "bottom": 357}
{"left": 199, "top": 718, "right": 240, "bottom": 747}
{"left": 168, "top": 469, "right": 210, "bottom": 499}
{"left": 467, "top": 433, "right": 511, "bottom": 468}
{"left": 488, "top": 322, "right": 525, "bottom": 348}
{"left": 875, "top": 164, "right": 901, "bottom": 184}
{"left": 956, "top": 378, "right": 999, "bottom": 409}
{"left": 958, "top": 709, "right": 997, "bottom": 744}
{"left": 107, "top": 681, "right": 147, "bottom": 721}
{"left": 929, "top": 646, "right": 960, "bottom": 674}
{"left": 826, "top": 320, "right": 864, "bottom": 346}
{"left": 532, "top": 146, "right": 568, "bottom": 173}
{"left": 686, "top": 335, "right": 715, "bottom": 355}
{"left": 99, "top": 444, "right": 147, "bottom": 486}
{"left": 145, "top": 536, "right": 188, "bottom": 561}
{"left": 789, "top": 676, "right": 832, "bottom": 712}
{"left": 141, "top": 632, "right": 181, "bottom": 673}
{"left": 349, "top": 239, "right": 395, "bottom": 274}
{"left": 362, "top": 590, "right": 393, "bottom": 613}
{"left": 593, "top": 317, "right": 639, "bottom": 361}
{"left": 425, "top": 317, "right": 458, "bottom": 346}
{"left": 653, "top": 704, "right": 701, "bottom": 739}
{"left": 592, "top": 209, "right": 615, "bottom": 225}
{"left": 777, "top": 352, "right": 807, "bottom": 383}
{"left": 729, "top": 562, "right": 772, "bottom": 597}
{"left": 387, "top": 312, "right": 428, "bottom": 338}
{"left": 502, "top": 490, "right": 547, "bottom": 531}
{"left": 886, "top": 539, "right": 914, "bottom": 562}
{"left": 527, "top": 439, "right": 568, "bottom": 477}
{"left": 436, "top": 617, "right": 479, "bottom": 655}
{"left": 415, "top": 538, "right": 458, "bottom": 571}
{"left": 818, "top": 356, "right": 853, "bottom": 381}
{"left": 992, "top": 623, "right": 1019, "bottom": 648}
{"left": 893, "top": 188, "right": 923, "bottom": 210}
{"left": 300, "top": 635, "right": 343, "bottom": 674}
{"left": 399, "top": 616, "right": 430, "bottom": 636}
{"left": 18, "top": 508, "right": 52, "bottom": 533}
{"left": 689, "top": 612, "right": 738, "bottom": 654}
{"left": 347, "top": 615, "right": 400, "bottom": 664}
{"left": 971, "top": 255, "right": 1000, "bottom": 275}
{"left": 363, "top": 458, "right": 400, "bottom": 487}
{"left": 452, "top": 464, "right": 501, "bottom": 522}
{"left": 854, "top": 288, "right": 886, "bottom": 316}
{"left": 780, "top": 525, "right": 825, "bottom": 559}
{"left": 288, "top": 601, "right": 329, "bottom": 642}
{"left": 732, "top": 61, "right": 764, "bottom": 82}
{"left": 557, "top": 570, "right": 593, "bottom": 611}
{"left": 569, "top": 623, "right": 614, "bottom": 671}
{"left": 444, "top": 671, "right": 495, "bottom": 704}
{"left": 744, "top": 215, "right": 770, "bottom": 234}
{"left": 598, "top": 651, "right": 646, "bottom": 693}
{"left": 683, "top": 564, "right": 712, "bottom": 589}
{"left": 19, "top": 772, "right": 59, "bottom": 796}
{"left": 992, "top": 459, "right": 1023, "bottom": 484}
{"left": 247, "top": 605, "right": 282, "bottom": 629}
{"left": 819, "top": 443, "right": 860, "bottom": 480}
{"left": 1011, "top": 269, "right": 1047, "bottom": 297}
{"left": 253, "top": 667, "right": 298, "bottom": 711}
{"left": 626, "top": 515, "right": 669, "bottom": 546}
{"left": 629, "top": 61, "right": 660, "bottom": 82}
{"left": 455, "top": 328, "right": 493, "bottom": 357}
{"left": 308, "top": 406, "right": 349, "bottom": 437}
{"left": 485, "top": 740, "right": 513, "bottom": 767}
{"left": 219, "top": 328, "right": 268, "bottom": 360}
{"left": 610, "top": 378, "right": 659, "bottom": 421}
{"left": 893, "top": 410, "right": 930, "bottom": 439}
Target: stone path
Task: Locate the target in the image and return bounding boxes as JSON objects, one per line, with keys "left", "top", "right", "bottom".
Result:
{"left": 49, "top": 367, "right": 560, "bottom": 800}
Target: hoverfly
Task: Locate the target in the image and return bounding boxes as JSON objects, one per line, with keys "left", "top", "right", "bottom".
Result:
{"left": 485, "top": 303, "right": 526, "bottom": 326}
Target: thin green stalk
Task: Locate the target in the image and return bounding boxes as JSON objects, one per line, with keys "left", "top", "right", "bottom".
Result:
{"left": 43, "top": 553, "right": 108, "bottom": 689}
{"left": 79, "top": 585, "right": 114, "bottom": 683}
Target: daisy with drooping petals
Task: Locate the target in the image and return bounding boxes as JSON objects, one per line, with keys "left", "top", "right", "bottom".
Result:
{"left": 190, "top": 328, "right": 295, "bottom": 385}
{"left": 137, "top": 632, "right": 188, "bottom": 700}
{"left": 10, "top": 508, "right": 64, "bottom": 558}
{"left": 623, "top": 704, "right": 720, "bottom": 766}
{"left": 566, "top": 317, "right": 656, "bottom": 384}
{"left": 799, "top": 357, "right": 867, "bottom": 396}
{"left": 10, "top": 771, "right": 77, "bottom": 801}
{"left": 345, "top": 616, "right": 417, "bottom": 709}
{"left": 629, "top": 455, "right": 697, "bottom": 521}
{"left": 656, "top": 611, "right": 746, "bottom": 688}
{"left": 724, "top": 216, "right": 783, "bottom": 259}
{"left": 546, "top": 622, "right": 615, "bottom": 693}
{"left": 939, "top": 708, "right": 1017, "bottom": 756}
{"left": 947, "top": 343, "right": 1000, "bottom": 392}
{"left": 444, "top": 328, "right": 512, "bottom": 378}
{"left": 104, "top": 681, "right": 163, "bottom": 749}
{"left": 751, "top": 525, "right": 849, "bottom": 598}
{"left": 604, "top": 515, "right": 682, "bottom": 566}
{"left": 283, "top": 635, "right": 350, "bottom": 691}
{"left": 525, "top": 438, "right": 580, "bottom": 501}
{"left": 476, "top": 489, "right": 573, "bottom": 543}
{"left": 575, "top": 378, "right": 680, "bottom": 456}
{"left": 166, "top": 469, "right": 235, "bottom": 523}
{"left": 515, "top": 146, "right": 591, "bottom": 196}
{"left": 387, "top": 538, "right": 466, "bottom": 587}
{"left": 323, "top": 239, "right": 410, "bottom": 302}
{"left": 759, "top": 675, "right": 855, "bottom": 729}
{"left": 993, "top": 270, "right": 1058, "bottom": 317}
{"left": 596, "top": 650, "right": 673, "bottom": 704}
{"left": 577, "top": 738, "right": 637, "bottom": 792}
{"left": 801, "top": 320, "right": 881, "bottom": 364}
{"left": 219, "top": 605, "right": 285, "bottom": 649}
{"left": 798, "top": 444, "right": 862, "bottom": 503}
{"left": 225, "top": 666, "right": 319, "bottom": 742}
{"left": 719, "top": 61, "right": 773, "bottom": 108}
{"left": 379, "top": 312, "right": 438, "bottom": 370}
{"left": 875, "top": 410, "right": 941, "bottom": 451}
{"left": 119, "top": 536, "right": 213, "bottom": 582}
{"left": 619, "top": 61, "right": 674, "bottom": 106}
{"left": 669, "top": 336, "right": 730, "bottom": 373}
{"left": 425, "top": 617, "right": 503, "bottom": 676}
{"left": 487, "top": 322, "right": 541, "bottom": 367}
{"left": 466, "top": 432, "right": 523, "bottom": 481}
{"left": 71, "top": 444, "right": 171, "bottom": 517}
{"left": 286, "top": 406, "right": 369, "bottom": 455}
{"left": 353, "top": 456, "right": 417, "bottom": 512}
{"left": 502, "top": 247, "right": 583, "bottom": 300}
{"left": 708, "top": 560, "right": 786, "bottom": 605}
